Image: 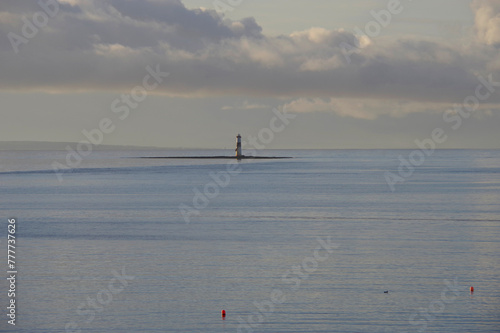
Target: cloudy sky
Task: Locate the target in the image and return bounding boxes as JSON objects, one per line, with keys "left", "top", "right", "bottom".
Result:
{"left": 1, "top": 0, "right": 499, "bottom": 148}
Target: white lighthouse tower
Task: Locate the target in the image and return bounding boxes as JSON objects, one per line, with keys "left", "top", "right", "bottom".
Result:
{"left": 235, "top": 134, "right": 242, "bottom": 158}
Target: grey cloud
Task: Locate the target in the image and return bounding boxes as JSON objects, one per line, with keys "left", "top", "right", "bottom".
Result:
{"left": 0, "top": 0, "right": 499, "bottom": 113}
{"left": 107, "top": 0, "right": 260, "bottom": 42}
{"left": 0, "top": 0, "right": 80, "bottom": 15}
{"left": 0, "top": 1, "right": 46, "bottom": 13}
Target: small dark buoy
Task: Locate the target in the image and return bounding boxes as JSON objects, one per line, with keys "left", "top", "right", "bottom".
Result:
{"left": 470, "top": 286, "right": 474, "bottom": 293}
{"left": 384, "top": 291, "right": 389, "bottom": 293}
{"left": 221, "top": 309, "right": 226, "bottom": 319}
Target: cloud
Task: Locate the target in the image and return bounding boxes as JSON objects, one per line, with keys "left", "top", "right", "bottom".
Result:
{"left": 0, "top": 0, "right": 499, "bottom": 119}
{"left": 284, "top": 97, "right": 430, "bottom": 120}
{"left": 472, "top": 0, "right": 500, "bottom": 46}
{"left": 221, "top": 100, "right": 269, "bottom": 110}
{"left": 283, "top": 97, "right": 499, "bottom": 120}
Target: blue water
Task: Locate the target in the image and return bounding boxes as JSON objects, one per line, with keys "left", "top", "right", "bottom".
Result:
{"left": 1, "top": 149, "right": 499, "bottom": 332}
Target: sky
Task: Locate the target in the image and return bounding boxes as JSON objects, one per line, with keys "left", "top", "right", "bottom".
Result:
{"left": 0, "top": 0, "right": 499, "bottom": 149}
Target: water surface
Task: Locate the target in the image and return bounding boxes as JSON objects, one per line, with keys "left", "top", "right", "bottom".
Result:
{"left": 1, "top": 149, "right": 499, "bottom": 332}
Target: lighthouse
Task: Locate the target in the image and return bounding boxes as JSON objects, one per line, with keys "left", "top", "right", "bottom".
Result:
{"left": 235, "top": 134, "right": 242, "bottom": 158}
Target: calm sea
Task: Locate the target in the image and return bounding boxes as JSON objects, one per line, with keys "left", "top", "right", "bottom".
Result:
{"left": 1, "top": 149, "right": 499, "bottom": 332}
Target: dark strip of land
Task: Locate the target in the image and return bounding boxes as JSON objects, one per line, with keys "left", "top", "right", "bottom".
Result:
{"left": 140, "top": 156, "right": 291, "bottom": 159}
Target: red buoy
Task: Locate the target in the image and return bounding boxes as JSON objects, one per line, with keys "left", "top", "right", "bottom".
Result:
{"left": 221, "top": 309, "right": 226, "bottom": 318}
{"left": 470, "top": 286, "right": 474, "bottom": 293}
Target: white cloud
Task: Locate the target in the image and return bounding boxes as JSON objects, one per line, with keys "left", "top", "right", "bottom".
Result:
{"left": 221, "top": 100, "right": 269, "bottom": 110}
{"left": 472, "top": 0, "right": 500, "bottom": 46}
